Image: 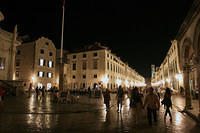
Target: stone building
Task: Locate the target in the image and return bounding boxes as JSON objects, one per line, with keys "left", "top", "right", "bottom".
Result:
{"left": 67, "top": 42, "right": 145, "bottom": 90}
{"left": 152, "top": 0, "right": 200, "bottom": 117}
{"left": 0, "top": 12, "right": 21, "bottom": 80}
{"left": 151, "top": 40, "right": 182, "bottom": 92}
{"left": 15, "top": 37, "right": 56, "bottom": 90}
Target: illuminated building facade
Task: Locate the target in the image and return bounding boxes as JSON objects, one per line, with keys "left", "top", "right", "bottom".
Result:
{"left": 0, "top": 12, "right": 21, "bottom": 80}
{"left": 152, "top": 0, "right": 200, "bottom": 115}
{"left": 15, "top": 37, "right": 56, "bottom": 90}
{"left": 151, "top": 40, "right": 182, "bottom": 92}
{"left": 67, "top": 42, "right": 145, "bottom": 90}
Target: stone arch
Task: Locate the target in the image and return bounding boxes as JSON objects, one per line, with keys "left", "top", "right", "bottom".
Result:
{"left": 193, "top": 19, "right": 200, "bottom": 56}
{"left": 181, "top": 38, "right": 193, "bottom": 65}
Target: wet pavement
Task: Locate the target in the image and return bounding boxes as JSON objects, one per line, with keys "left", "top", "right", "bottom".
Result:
{"left": 0, "top": 93, "right": 200, "bottom": 133}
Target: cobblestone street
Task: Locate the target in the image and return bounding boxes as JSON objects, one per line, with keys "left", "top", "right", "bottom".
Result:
{"left": 0, "top": 93, "right": 200, "bottom": 133}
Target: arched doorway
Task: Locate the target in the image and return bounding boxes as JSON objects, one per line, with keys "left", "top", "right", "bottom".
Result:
{"left": 181, "top": 38, "right": 193, "bottom": 109}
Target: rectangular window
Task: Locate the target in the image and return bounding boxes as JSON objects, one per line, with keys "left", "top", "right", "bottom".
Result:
{"left": 16, "top": 71, "right": 19, "bottom": 77}
{"left": 107, "top": 54, "right": 109, "bottom": 58}
{"left": 83, "top": 75, "right": 86, "bottom": 79}
{"left": 47, "top": 72, "right": 53, "bottom": 78}
{"left": 40, "top": 49, "right": 44, "bottom": 54}
{"left": 48, "top": 61, "right": 53, "bottom": 68}
{"left": 107, "top": 62, "right": 109, "bottom": 70}
{"left": 94, "top": 74, "right": 97, "bottom": 78}
{"left": 73, "top": 55, "right": 76, "bottom": 59}
{"left": 0, "top": 57, "right": 6, "bottom": 70}
{"left": 93, "top": 60, "right": 98, "bottom": 69}
{"left": 93, "top": 52, "right": 98, "bottom": 57}
{"left": 16, "top": 59, "right": 20, "bottom": 67}
{"left": 72, "top": 62, "right": 76, "bottom": 70}
{"left": 38, "top": 71, "right": 44, "bottom": 77}
{"left": 39, "top": 59, "right": 45, "bottom": 66}
{"left": 49, "top": 52, "right": 53, "bottom": 56}
{"left": 83, "top": 54, "right": 87, "bottom": 58}
{"left": 82, "top": 61, "right": 86, "bottom": 70}
{"left": 111, "top": 64, "right": 112, "bottom": 71}
{"left": 17, "top": 50, "right": 21, "bottom": 55}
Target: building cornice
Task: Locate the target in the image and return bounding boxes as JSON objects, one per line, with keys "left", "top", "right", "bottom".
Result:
{"left": 176, "top": 0, "right": 200, "bottom": 41}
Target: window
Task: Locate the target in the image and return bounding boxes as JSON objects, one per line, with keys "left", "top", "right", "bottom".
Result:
{"left": 48, "top": 61, "right": 53, "bottom": 68}
{"left": 38, "top": 71, "right": 44, "bottom": 77}
{"left": 111, "top": 64, "right": 112, "bottom": 71}
{"left": 17, "top": 50, "right": 21, "bottom": 55}
{"left": 83, "top": 54, "right": 87, "bottom": 58}
{"left": 49, "top": 52, "right": 53, "bottom": 56}
{"left": 94, "top": 74, "right": 97, "bottom": 78}
{"left": 82, "top": 61, "right": 86, "bottom": 70}
{"left": 73, "top": 55, "right": 76, "bottom": 59}
{"left": 72, "top": 62, "right": 76, "bottom": 70}
{"left": 39, "top": 59, "right": 45, "bottom": 66}
{"left": 45, "top": 42, "right": 49, "bottom": 46}
{"left": 111, "top": 56, "right": 112, "bottom": 59}
{"left": 93, "top": 52, "right": 98, "bottom": 57}
{"left": 16, "top": 59, "right": 20, "bottom": 67}
{"left": 93, "top": 60, "right": 98, "bottom": 69}
{"left": 47, "top": 72, "right": 53, "bottom": 78}
{"left": 107, "top": 62, "right": 109, "bottom": 70}
{"left": 107, "top": 54, "right": 109, "bottom": 58}
{"left": 0, "top": 57, "right": 6, "bottom": 70}
{"left": 40, "top": 49, "right": 44, "bottom": 54}
{"left": 82, "top": 83, "right": 86, "bottom": 88}
{"left": 16, "top": 71, "right": 19, "bottom": 77}
{"left": 83, "top": 75, "right": 86, "bottom": 79}
{"left": 72, "top": 75, "right": 76, "bottom": 79}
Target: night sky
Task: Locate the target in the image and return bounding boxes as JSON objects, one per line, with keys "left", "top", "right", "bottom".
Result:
{"left": 1, "top": 0, "right": 194, "bottom": 78}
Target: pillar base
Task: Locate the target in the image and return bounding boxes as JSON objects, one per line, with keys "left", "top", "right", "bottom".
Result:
{"left": 184, "top": 105, "right": 193, "bottom": 110}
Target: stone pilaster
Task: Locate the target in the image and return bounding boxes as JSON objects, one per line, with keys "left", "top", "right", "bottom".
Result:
{"left": 183, "top": 64, "right": 192, "bottom": 109}
{"left": 192, "top": 56, "right": 200, "bottom": 118}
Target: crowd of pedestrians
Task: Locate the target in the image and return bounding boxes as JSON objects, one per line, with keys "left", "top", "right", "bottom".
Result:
{"left": 102, "top": 85, "right": 173, "bottom": 126}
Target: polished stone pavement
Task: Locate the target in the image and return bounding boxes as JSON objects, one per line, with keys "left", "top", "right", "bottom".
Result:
{"left": 0, "top": 93, "right": 200, "bottom": 133}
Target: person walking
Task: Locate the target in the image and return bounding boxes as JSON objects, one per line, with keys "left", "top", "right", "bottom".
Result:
{"left": 41, "top": 86, "right": 45, "bottom": 97}
{"left": 88, "top": 86, "right": 91, "bottom": 98}
{"left": 0, "top": 87, "right": 4, "bottom": 104}
{"left": 35, "top": 86, "right": 39, "bottom": 100}
{"left": 116, "top": 85, "right": 124, "bottom": 112}
{"left": 162, "top": 87, "right": 172, "bottom": 121}
{"left": 144, "top": 87, "right": 160, "bottom": 126}
{"left": 103, "top": 89, "right": 111, "bottom": 111}
{"left": 132, "top": 87, "right": 143, "bottom": 124}
{"left": 28, "top": 83, "right": 32, "bottom": 98}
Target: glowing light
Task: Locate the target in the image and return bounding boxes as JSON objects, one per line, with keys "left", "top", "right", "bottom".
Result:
{"left": 130, "top": 80, "right": 134, "bottom": 87}
{"left": 175, "top": 74, "right": 183, "bottom": 83}
{"left": 125, "top": 80, "right": 129, "bottom": 88}
{"left": 166, "top": 78, "right": 171, "bottom": 83}
{"left": 116, "top": 79, "right": 121, "bottom": 86}
{"left": 102, "top": 76, "right": 109, "bottom": 84}
{"left": 32, "top": 76, "right": 36, "bottom": 83}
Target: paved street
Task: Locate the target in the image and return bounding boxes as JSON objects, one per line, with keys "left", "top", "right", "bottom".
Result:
{"left": 0, "top": 93, "right": 200, "bottom": 133}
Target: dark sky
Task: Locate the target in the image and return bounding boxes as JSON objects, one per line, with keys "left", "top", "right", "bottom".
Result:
{"left": 1, "top": 0, "right": 194, "bottom": 78}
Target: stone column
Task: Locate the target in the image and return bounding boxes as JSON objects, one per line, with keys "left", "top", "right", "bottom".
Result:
{"left": 193, "top": 56, "right": 200, "bottom": 118}
{"left": 183, "top": 65, "right": 192, "bottom": 109}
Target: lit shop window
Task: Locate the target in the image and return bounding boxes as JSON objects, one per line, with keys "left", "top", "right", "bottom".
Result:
{"left": 0, "top": 57, "right": 6, "bottom": 70}
{"left": 47, "top": 72, "right": 53, "bottom": 78}
{"left": 48, "top": 61, "right": 53, "bottom": 68}
{"left": 47, "top": 83, "right": 51, "bottom": 90}
{"left": 39, "top": 59, "right": 45, "bottom": 66}
{"left": 38, "top": 71, "right": 44, "bottom": 77}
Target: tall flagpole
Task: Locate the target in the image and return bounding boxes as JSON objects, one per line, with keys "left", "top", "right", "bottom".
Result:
{"left": 60, "top": 0, "right": 65, "bottom": 64}
{"left": 59, "top": 0, "right": 65, "bottom": 90}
